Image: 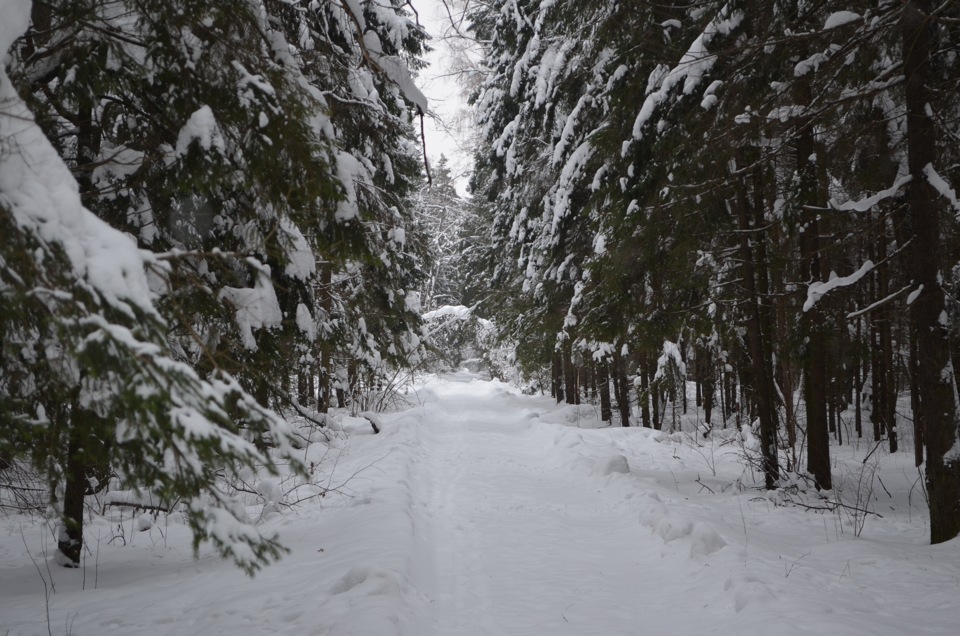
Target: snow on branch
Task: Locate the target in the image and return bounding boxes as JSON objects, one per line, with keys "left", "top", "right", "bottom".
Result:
{"left": 829, "top": 175, "right": 911, "bottom": 212}
{"left": 654, "top": 340, "right": 686, "bottom": 381}
{"left": 175, "top": 105, "right": 226, "bottom": 157}
{"left": 552, "top": 91, "right": 593, "bottom": 165}
{"left": 0, "top": 1, "right": 155, "bottom": 322}
{"left": 219, "top": 267, "right": 283, "bottom": 350}
{"left": 803, "top": 261, "right": 874, "bottom": 312}
{"left": 333, "top": 0, "right": 428, "bottom": 114}
{"left": 422, "top": 304, "right": 472, "bottom": 321}
{"left": 628, "top": 4, "right": 743, "bottom": 145}
{"left": 924, "top": 163, "right": 960, "bottom": 214}
{"left": 846, "top": 284, "right": 913, "bottom": 320}
{"left": 550, "top": 140, "right": 594, "bottom": 239}
{"left": 823, "top": 11, "right": 862, "bottom": 30}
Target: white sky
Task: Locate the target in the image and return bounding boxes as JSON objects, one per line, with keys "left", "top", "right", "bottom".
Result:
{"left": 415, "top": 0, "right": 475, "bottom": 195}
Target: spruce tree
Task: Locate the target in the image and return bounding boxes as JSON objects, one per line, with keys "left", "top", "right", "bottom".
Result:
{"left": 4, "top": 0, "right": 431, "bottom": 566}
{"left": 1, "top": 4, "right": 301, "bottom": 570}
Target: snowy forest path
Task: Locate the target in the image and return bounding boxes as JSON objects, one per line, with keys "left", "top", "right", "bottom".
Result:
{"left": 407, "top": 375, "right": 678, "bottom": 636}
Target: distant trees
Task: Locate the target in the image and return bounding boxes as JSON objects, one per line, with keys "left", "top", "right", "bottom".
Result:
{"left": 466, "top": 0, "right": 960, "bottom": 541}
{"left": 2, "top": 0, "right": 429, "bottom": 568}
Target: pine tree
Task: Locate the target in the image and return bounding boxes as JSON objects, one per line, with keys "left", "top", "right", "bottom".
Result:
{"left": 4, "top": 0, "right": 432, "bottom": 566}
{"left": 1, "top": 5, "right": 301, "bottom": 571}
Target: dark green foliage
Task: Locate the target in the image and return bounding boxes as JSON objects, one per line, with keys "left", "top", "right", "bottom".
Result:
{"left": 2, "top": 0, "right": 431, "bottom": 569}
{"left": 466, "top": 0, "right": 960, "bottom": 536}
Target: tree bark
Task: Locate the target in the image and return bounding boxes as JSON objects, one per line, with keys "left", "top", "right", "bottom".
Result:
{"left": 736, "top": 168, "right": 779, "bottom": 490}
{"left": 318, "top": 265, "right": 333, "bottom": 413}
{"left": 698, "top": 344, "right": 715, "bottom": 434}
{"left": 901, "top": 0, "right": 960, "bottom": 543}
{"left": 552, "top": 351, "right": 564, "bottom": 403}
{"left": 563, "top": 340, "right": 577, "bottom": 405}
{"left": 795, "top": 74, "right": 832, "bottom": 490}
{"left": 614, "top": 353, "right": 631, "bottom": 427}
{"left": 598, "top": 361, "right": 612, "bottom": 423}
{"left": 877, "top": 216, "right": 897, "bottom": 452}
{"left": 639, "top": 357, "right": 652, "bottom": 429}
{"left": 58, "top": 422, "right": 86, "bottom": 567}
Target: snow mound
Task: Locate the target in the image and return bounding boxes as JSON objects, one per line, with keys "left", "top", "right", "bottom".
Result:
{"left": 601, "top": 454, "right": 631, "bottom": 475}
{"left": 330, "top": 565, "right": 403, "bottom": 596}
{"left": 638, "top": 492, "right": 727, "bottom": 558}
{"left": 724, "top": 574, "right": 778, "bottom": 613}
{"left": 327, "top": 612, "right": 400, "bottom": 636}
{"left": 340, "top": 414, "right": 380, "bottom": 435}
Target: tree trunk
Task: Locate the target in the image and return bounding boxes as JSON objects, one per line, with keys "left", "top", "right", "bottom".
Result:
{"left": 347, "top": 359, "right": 359, "bottom": 411}
{"left": 792, "top": 71, "right": 832, "bottom": 490}
{"left": 58, "top": 394, "right": 111, "bottom": 567}
{"left": 698, "top": 345, "right": 715, "bottom": 434}
{"left": 736, "top": 168, "right": 779, "bottom": 490}
{"left": 877, "top": 216, "right": 897, "bottom": 452}
{"left": 854, "top": 318, "right": 863, "bottom": 439}
{"left": 901, "top": 0, "right": 960, "bottom": 543}
{"left": 318, "top": 265, "right": 333, "bottom": 413}
{"left": 695, "top": 366, "right": 702, "bottom": 408}
{"left": 598, "top": 361, "right": 612, "bottom": 423}
{"left": 58, "top": 422, "right": 86, "bottom": 567}
{"left": 563, "top": 340, "right": 577, "bottom": 406}
{"left": 297, "top": 370, "right": 310, "bottom": 406}
{"left": 614, "top": 353, "right": 631, "bottom": 427}
{"left": 639, "top": 357, "right": 651, "bottom": 428}
{"left": 552, "top": 351, "right": 564, "bottom": 403}
{"left": 910, "top": 332, "right": 924, "bottom": 467}
{"left": 588, "top": 363, "right": 597, "bottom": 400}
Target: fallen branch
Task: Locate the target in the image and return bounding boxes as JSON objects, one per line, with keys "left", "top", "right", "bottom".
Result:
{"left": 101, "top": 501, "right": 172, "bottom": 515}
{"left": 789, "top": 498, "right": 883, "bottom": 519}
{"left": 288, "top": 402, "right": 333, "bottom": 443}
{"left": 359, "top": 411, "right": 383, "bottom": 434}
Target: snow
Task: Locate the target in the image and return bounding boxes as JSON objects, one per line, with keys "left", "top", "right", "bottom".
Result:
{"left": 0, "top": 0, "right": 29, "bottom": 55}
{"left": 296, "top": 302, "right": 317, "bottom": 341}
{"left": 924, "top": 163, "right": 960, "bottom": 214}
{"left": 655, "top": 339, "right": 687, "bottom": 380}
{"left": 375, "top": 54, "right": 429, "bottom": 115}
{"left": 630, "top": 5, "right": 743, "bottom": 143}
{"left": 593, "top": 231, "right": 607, "bottom": 254}
{"left": 280, "top": 217, "right": 316, "bottom": 280}
{"left": 804, "top": 261, "right": 875, "bottom": 312}
{"left": 2, "top": 374, "right": 958, "bottom": 634}
{"left": 404, "top": 290, "right": 421, "bottom": 313}
{"left": 334, "top": 151, "right": 363, "bottom": 221}
{"left": 92, "top": 143, "right": 146, "bottom": 193}
{"left": 219, "top": 266, "right": 283, "bottom": 350}
{"left": 701, "top": 79, "right": 723, "bottom": 110}
{"left": 336, "top": 0, "right": 427, "bottom": 115}
{"left": 907, "top": 284, "right": 924, "bottom": 306}
{"left": 550, "top": 140, "right": 594, "bottom": 237}
{"left": 824, "top": 11, "right": 861, "bottom": 30}
{"left": 174, "top": 105, "right": 226, "bottom": 157}
{"left": 0, "top": 0, "right": 156, "bottom": 320}
{"left": 829, "top": 175, "right": 911, "bottom": 212}
{"left": 422, "top": 304, "right": 471, "bottom": 321}
{"left": 552, "top": 92, "right": 593, "bottom": 165}
{"left": 794, "top": 51, "right": 828, "bottom": 77}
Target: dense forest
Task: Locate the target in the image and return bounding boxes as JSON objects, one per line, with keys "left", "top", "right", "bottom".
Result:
{"left": 1, "top": 0, "right": 431, "bottom": 571}
{"left": 460, "top": 0, "right": 960, "bottom": 544}
{"left": 1, "top": 0, "right": 959, "bottom": 578}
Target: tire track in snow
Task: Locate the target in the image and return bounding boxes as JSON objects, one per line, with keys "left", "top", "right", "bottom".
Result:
{"left": 412, "top": 401, "right": 500, "bottom": 635}
{"left": 409, "top": 379, "right": 682, "bottom": 636}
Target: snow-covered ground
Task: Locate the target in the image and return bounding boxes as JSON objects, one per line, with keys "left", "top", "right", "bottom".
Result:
{"left": 2, "top": 373, "right": 958, "bottom": 635}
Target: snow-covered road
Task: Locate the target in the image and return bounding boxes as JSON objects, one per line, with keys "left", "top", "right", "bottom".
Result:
{"left": 3, "top": 373, "right": 959, "bottom": 635}
{"left": 409, "top": 381, "right": 678, "bottom": 635}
